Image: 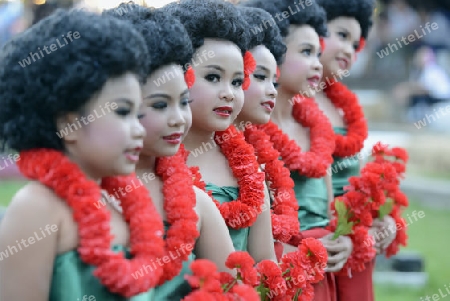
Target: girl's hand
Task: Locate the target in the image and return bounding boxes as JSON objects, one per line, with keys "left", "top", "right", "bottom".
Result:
{"left": 320, "top": 234, "right": 353, "bottom": 272}
{"left": 371, "top": 215, "right": 397, "bottom": 254}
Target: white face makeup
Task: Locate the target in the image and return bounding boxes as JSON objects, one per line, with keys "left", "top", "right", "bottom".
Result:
{"left": 320, "top": 17, "right": 362, "bottom": 79}
{"left": 140, "top": 64, "right": 192, "bottom": 158}
{"left": 239, "top": 45, "right": 278, "bottom": 125}
{"left": 278, "top": 25, "right": 323, "bottom": 97}
{"left": 187, "top": 39, "right": 245, "bottom": 132}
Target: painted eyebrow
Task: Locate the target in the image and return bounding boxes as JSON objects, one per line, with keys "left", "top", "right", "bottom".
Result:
{"left": 299, "top": 42, "right": 316, "bottom": 49}
{"left": 336, "top": 26, "right": 351, "bottom": 38}
{"left": 144, "top": 89, "right": 190, "bottom": 100}
{"left": 205, "top": 65, "right": 244, "bottom": 76}
{"left": 114, "top": 98, "right": 134, "bottom": 106}
{"left": 255, "top": 65, "right": 270, "bottom": 73}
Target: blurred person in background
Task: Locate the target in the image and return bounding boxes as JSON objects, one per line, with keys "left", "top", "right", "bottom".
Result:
{"left": 0, "top": 0, "right": 26, "bottom": 47}
{"left": 393, "top": 46, "right": 450, "bottom": 121}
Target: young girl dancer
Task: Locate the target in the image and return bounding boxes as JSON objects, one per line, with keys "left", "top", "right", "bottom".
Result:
{"left": 165, "top": 0, "right": 277, "bottom": 262}
{"left": 105, "top": 3, "right": 236, "bottom": 300}
{"left": 0, "top": 9, "right": 164, "bottom": 300}
{"left": 314, "top": 1, "right": 395, "bottom": 300}
{"left": 233, "top": 4, "right": 300, "bottom": 257}
{"left": 246, "top": 0, "right": 353, "bottom": 300}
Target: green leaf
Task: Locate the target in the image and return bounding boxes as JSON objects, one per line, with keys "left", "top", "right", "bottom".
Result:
{"left": 335, "top": 200, "right": 347, "bottom": 217}
{"left": 379, "top": 198, "right": 394, "bottom": 219}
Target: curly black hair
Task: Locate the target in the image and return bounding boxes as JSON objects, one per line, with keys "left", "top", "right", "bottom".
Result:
{"left": 162, "top": 0, "right": 251, "bottom": 54}
{"left": 0, "top": 9, "right": 149, "bottom": 152}
{"left": 236, "top": 6, "right": 287, "bottom": 65}
{"left": 241, "top": 0, "right": 327, "bottom": 38}
{"left": 103, "top": 2, "right": 193, "bottom": 73}
{"left": 316, "top": 0, "right": 376, "bottom": 39}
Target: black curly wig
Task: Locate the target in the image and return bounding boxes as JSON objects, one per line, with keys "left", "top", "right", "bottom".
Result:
{"left": 0, "top": 9, "right": 149, "bottom": 152}
{"left": 241, "top": 0, "right": 327, "bottom": 38}
{"left": 316, "top": 0, "right": 375, "bottom": 39}
{"left": 103, "top": 2, "right": 193, "bottom": 73}
{"left": 162, "top": 0, "right": 251, "bottom": 54}
{"left": 236, "top": 6, "right": 287, "bottom": 65}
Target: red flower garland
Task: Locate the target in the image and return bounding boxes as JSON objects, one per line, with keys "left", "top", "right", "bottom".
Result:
{"left": 243, "top": 51, "right": 256, "bottom": 91}
{"left": 17, "top": 149, "right": 165, "bottom": 297}
{"left": 243, "top": 125, "right": 300, "bottom": 243}
{"left": 184, "top": 66, "right": 196, "bottom": 89}
{"left": 324, "top": 81, "right": 368, "bottom": 158}
{"left": 260, "top": 96, "right": 335, "bottom": 178}
{"left": 155, "top": 145, "right": 200, "bottom": 284}
{"left": 187, "top": 125, "right": 266, "bottom": 229}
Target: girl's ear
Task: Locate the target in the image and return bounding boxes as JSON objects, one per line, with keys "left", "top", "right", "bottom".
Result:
{"left": 55, "top": 113, "right": 80, "bottom": 143}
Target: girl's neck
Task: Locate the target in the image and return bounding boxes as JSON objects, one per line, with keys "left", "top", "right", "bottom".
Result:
{"left": 183, "top": 127, "right": 216, "bottom": 151}
{"left": 136, "top": 154, "right": 157, "bottom": 175}
{"left": 271, "top": 86, "right": 296, "bottom": 124}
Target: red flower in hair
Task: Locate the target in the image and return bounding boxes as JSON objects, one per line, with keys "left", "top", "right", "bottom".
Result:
{"left": 319, "top": 37, "right": 325, "bottom": 51}
{"left": 242, "top": 51, "right": 256, "bottom": 90}
{"left": 184, "top": 66, "right": 196, "bottom": 89}
{"left": 356, "top": 37, "right": 366, "bottom": 53}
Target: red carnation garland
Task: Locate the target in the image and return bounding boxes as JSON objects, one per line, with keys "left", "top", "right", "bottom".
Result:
{"left": 183, "top": 238, "right": 327, "bottom": 300}
{"left": 187, "top": 125, "right": 266, "bottom": 230}
{"left": 244, "top": 125, "right": 300, "bottom": 243}
{"left": 154, "top": 145, "right": 200, "bottom": 283}
{"left": 324, "top": 81, "right": 368, "bottom": 158}
{"left": 243, "top": 51, "right": 256, "bottom": 91}
{"left": 17, "top": 149, "right": 165, "bottom": 297}
{"left": 260, "top": 95, "right": 335, "bottom": 178}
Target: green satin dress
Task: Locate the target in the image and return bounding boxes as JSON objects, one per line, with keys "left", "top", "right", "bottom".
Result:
{"left": 331, "top": 127, "right": 361, "bottom": 197}
{"left": 291, "top": 171, "right": 329, "bottom": 231}
{"left": 153, "top": 221, "right": 194, "bottom": 301}
{"left": 205, "top": 183, "right": 250, "bottom": 251}
{"left": 50, "top": 245, "right": 155, "bottom": 301}
{"left": 50, "top": 222, "right": 194, "bottom": 301}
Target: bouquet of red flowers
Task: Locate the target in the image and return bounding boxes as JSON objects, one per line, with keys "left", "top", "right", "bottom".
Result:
{"left": 182, "top": 238, "right": 327, "bottom": 300}
{"left": 327, "top": 142, "right": 409, "bottom": 275}
{"left": 370, "top": 142, "right": 409, "bottom": 257}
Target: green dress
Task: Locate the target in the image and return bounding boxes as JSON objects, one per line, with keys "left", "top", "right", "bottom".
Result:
{"left": 331, "top": 126, "right": 361, "bottom": 197}
{"left": 50, "top": 245, "right": 155, "bottom": 301}
{"left": 291, "top": 171, "right": 329, "bottom": 231}
{"left": 50, "top": 222, "right": 194, "bottom": 301}
{"left": 205, "top": 183, "right": 250, "bottom": 251}
{"left": 153, "top": 221, "right": 194, "bottom": 301}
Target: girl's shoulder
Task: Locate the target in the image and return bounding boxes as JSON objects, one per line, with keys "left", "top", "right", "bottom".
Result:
{"left": 4, "top": 181, "right": 65, "bottom": 224}
{"left": 0, "top": 181, "right": 66, "bottom": 247}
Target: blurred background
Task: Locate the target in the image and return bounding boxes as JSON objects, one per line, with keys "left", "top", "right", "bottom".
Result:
{"left": 0, "top": 0, "right": 449, "bottom": 300}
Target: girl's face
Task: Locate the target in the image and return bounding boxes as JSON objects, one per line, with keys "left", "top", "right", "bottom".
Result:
{"left": 188, "top": 39, "right": 245, "bottom": 132}
{"left": 239, "top": 45, "right": 278, "bottom": 125}
{"left": 140, "top": 64, "right": 192, "bottom": 157}
{"left": 61, "top": 72, "right": 146, "bottom": 179}
{"left": 320, "top": 17, "right": 362, "bottom": 79}
{"left": 278, "top": 25, "right": 323, "bottom": 98}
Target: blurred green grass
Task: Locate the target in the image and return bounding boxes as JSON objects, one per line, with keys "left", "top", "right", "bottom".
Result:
{"left": 0, "top": 180, "right": 28, "bottom": 207}
{"left": 375, "top": 200, "right": 450, "bottom": 301}
{"left": 0, "top": 181, "right": 449, "bottom": 301}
